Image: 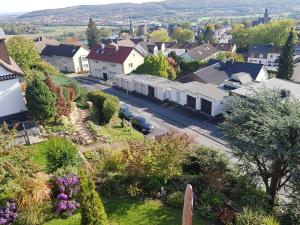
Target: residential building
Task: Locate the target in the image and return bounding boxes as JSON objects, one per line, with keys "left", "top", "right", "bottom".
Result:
{"left": 179, "top": 59, "right": 269, "bottom": 87}
{"left": 115, "top": 74, "right": 229, "bottom": 117}
{"left": 167, "top": 42, "right": 200, "bottom": 57}
{"left": 137, "top": 25, "right": 147, "bottom": 36}
{"left": 41, "top": 44, "right": 90, "bottom": 73}
{"left": 33, "top": 36, "right": 59, "bottom": 53}
{"left": 214, "top": 43, "right": 237, "bottom": 53}
{"left": 247, "top": 44, "right": 281, "bottom": 69}
{"left": 181, "top": 43, "right": 219, "bottom": 62}
{"left": 231, "top": 78, "right": 300, "bottom": 101}
{"left": 292, "top": 58, "right": 300, "bottom": 83}
{"left": 252, "top": 8, "right": 271, "bottom": 26}
{"left": 87, "top": 43, "right": 144, "bottom": 80}
{"left": 0, "top": 28, "right": 27, "bottom": 122}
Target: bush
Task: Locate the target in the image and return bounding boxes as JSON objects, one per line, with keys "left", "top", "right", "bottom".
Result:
{"left": 165, "top": 192, "right": 184, "bottom": 209}
{"left": 46, "top": 137, "right": 80, "bottom": 173}
{"left": 31, "top": 61, "right": 59, "bottom": 75}
{"left": 197, "top": 189, "right": 221, "bottom": 219}
{"left": 16, "top": 203, "right": 53, "bottom": 225}
{"left": 235, "top": 208, "right": 279, "bottom": 225}
{"left": 88, "top": 90, "right": 120, "bottom": 124}
{"left": 280, "top": 198, "right": 300, "bottom": 225}
{"left": 216, "top": 204, "right": 236, "bottom": 225}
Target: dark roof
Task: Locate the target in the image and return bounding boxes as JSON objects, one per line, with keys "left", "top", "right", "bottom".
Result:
{"left": 130, "top": 38, "right": 145, "bottom": 45}
{"left": 179, "top": 59, "right": 266, "bottom": 86}
{"left": 214, "top": 43, "right": 235, "bottom": 52}
{"left": 41, "top": 44, "right": 82, "bottom": 58}
{"left": 248, "top": 44, "right": 281, "bottom": 58}
{"left": 101, "top": 38, "right": 118, "bottom": 45}
{"left": 185, "top": 43, "right": 219, "bottom": 61}
{"left": 87, "top": 44, "right": 136, "bottom": 64}
{"left": 168, "top": 42, "right": 199, "bottom": 50}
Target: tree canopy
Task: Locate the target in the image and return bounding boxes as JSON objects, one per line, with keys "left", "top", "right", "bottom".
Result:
{"left": 216, "top": 52, "right": 245, "bottom": 62}
{"left": 173, "top": 27, "right": 194, "bottom": 42}
{"left": 232, "top": 19, "right": 296, "bottom": 48}
{"left": 149, "top": 29, "right": 171, "bottom": 42}
{"left": 134, "top": 54, "right": 176, "bottom": 80}
{"left": 203, "top": 23, "right": 216, "bottom": 43}
{"left": 222, "top": 90, "right": 300, "bottom": 208}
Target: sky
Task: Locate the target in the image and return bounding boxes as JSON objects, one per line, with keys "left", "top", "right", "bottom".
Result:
{"left": 0, "top": 0, "right": 163, "bottom": 13}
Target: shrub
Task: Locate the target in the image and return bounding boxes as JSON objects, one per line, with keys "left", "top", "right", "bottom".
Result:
{"left": 79, "top": 171, "right": 109, "bottom": 225}
{"left": 197, "top": 189, "right": 221, "bottom": 219}
{"left": 46, "top": 137, "right": 80, "bottom": 173}
{"left": 54, "top": 174, "right": 81, "bottom": 216}
{"left": 263, "top": 216, "right": 280, "bottom": 225}
{"left": 31, "top": 61, "right": 59, "bottom": 75}
{"left": 16, "top": 203, "right": 53, "bottom": 225}
{"left": 280, "top": 198, "right": 300, "bottom": 225}
{"left": 165, "top": 192, "right": 184, "bottom": 209}
{"left": 16, "top": 173, "right": 51, "bottom": 209}
{"left": 235, "top": 208, "right": 265, "bottom": 225}
{"left": 127, "top": 183, "right": 143, "bottom": 197}
{"left": 87, "top": 90, "right": 120, "bottom": 124}
{"left": 0, "top": 200, "right": 18, "bottom": 225}
{"left": 216, "top": 204, "right": 236, "bottom": 225}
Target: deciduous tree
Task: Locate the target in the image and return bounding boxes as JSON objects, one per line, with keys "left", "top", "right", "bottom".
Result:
{"left": 173, "top": 28, "right": 194, "bottom": 42}
{"left": 149, "top": 29, "right": 171, "bottom": 42}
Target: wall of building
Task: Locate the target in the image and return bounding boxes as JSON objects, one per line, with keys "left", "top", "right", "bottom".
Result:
{"left": 43, "top": 55, "right": 76, "bottom": 73}
{"left": 73, "top": 47, "right": 90, "bottom": 72}
{"left": 123, "top": 49, "right": 144, "bottom": 74}
{"left": 89, "top": 60, "right": 123, "bottom": 79}
{"left": 256, "top": 67, "right": 269, "bottom": 81}
{"left": 0, "top": 79, "right": 27, "bottom": 118}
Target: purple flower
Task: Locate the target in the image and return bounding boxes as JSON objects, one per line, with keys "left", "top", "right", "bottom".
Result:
{"left": 57, "top": 193, "right": 69, "bottom": 200}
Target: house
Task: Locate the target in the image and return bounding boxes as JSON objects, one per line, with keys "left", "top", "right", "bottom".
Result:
{"left": 252, "top": 8, "right": 271, "bottom": 26}
{"left": 87, "top": 43, "right": 144, "bottom": 80}
{"left": 214, "top": 43, "right": 237, "bottom": 53}
{"left": 115, "top": 74, "right": 229, "bottom": 117}
{"left": 41, "top": 44, "right": 90, "bottom": 73}
{"left": 247, "top": 44, "right": 281, "bottom": 70}
{"left": 292, "top": 58, "right": 300, "bottom": 83}
{"left": 33, "top": 36, "right": 59, "bottom": 53}
{"left": 179, "top": 59, "right": 269, "bottom": 87}
{"left": 167, "top": 42, "right": 200, "bottom": 57}
{"left": 0, "top": 28, "right": 27, "bottom": 122}
{"left": 231, "top": 78, "right": 300, "bottom": 101}
{"left": 181, "top": 43, "right": 219, "bottom": 62}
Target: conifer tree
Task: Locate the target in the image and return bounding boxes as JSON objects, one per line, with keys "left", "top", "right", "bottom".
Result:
{"left": 277, "top": 29, "right": 296, "bottom": 80}
{"left": 25, "top": 77, "right": 56, "bottom": 124}
{"left": 87, "top": 18, "right": 100, "bottom": 49}
{"left": 79, "top": 171, "right": 109, "bottom": 225}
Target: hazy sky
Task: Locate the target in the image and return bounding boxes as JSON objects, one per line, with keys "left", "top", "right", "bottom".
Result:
{"left": 1, "top": 0, "right": 163, "bottom": 13}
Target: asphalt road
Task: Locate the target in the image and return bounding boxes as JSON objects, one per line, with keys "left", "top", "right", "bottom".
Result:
{"left": 77, "top": 79, "right": 233, "bottom": 157}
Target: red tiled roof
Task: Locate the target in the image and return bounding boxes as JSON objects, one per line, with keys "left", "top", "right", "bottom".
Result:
{"left": 0, "top": 41, "right": 11, "bottom": 65}
{"left": 87, "top": 44, "right": 134, "bottom": 64}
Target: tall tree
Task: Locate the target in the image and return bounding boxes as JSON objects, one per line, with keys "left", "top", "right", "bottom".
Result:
{"left": 277, "top": 30, "right": 296, "bottom": 80}
{"left": 203, "top": 23, "right": 216, "bottom": 43}
{"left": 87, "top": 17, "right": 99, "bottom": 49}
{"left": 25, "top": 77, "right": 56, "bottom": 124}
{"left": 221, "top": 90, "right": 300, "bottom": 209}
{"left": 79, "top": 171, "right": 109, "bottom": 225}
{"left": 134, "top": 54, "right": 176, "bottom": 80}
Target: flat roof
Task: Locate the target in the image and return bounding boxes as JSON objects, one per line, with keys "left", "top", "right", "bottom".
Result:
{"left": 180, "top": 82, "right": 229, "bottom": 101}
{"left": 231, "top": 78, "right": 300, "bottom": 100}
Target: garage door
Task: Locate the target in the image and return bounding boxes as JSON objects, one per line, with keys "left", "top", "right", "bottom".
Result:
{"left": 187, "top": 95, "right": 196, "bottom": 109}
{"left": 201, "top": 98, "right": 212, "bottom": 115}
{"left": 148, "top": 86, "right": 155, "bottom": 98}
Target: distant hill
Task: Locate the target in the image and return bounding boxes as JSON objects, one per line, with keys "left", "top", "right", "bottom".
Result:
{"left": 18, "top": 0, "right": 300, "bottom": 24}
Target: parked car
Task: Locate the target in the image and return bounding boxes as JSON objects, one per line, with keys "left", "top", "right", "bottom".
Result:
{"left": 119, "top": 105, "right": 134, "bottom": 120}
{"left": 131, "top": 116, "right": 154, "bottom": 134}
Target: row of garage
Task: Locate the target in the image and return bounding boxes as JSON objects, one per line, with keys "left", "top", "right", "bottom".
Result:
{"left": 115, "top": 74, "right": 229, "bottom": 117}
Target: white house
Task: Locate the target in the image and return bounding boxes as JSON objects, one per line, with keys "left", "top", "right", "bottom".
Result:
{"left": 41, "top": 44, "right": 90, "bottom": 73}
{"left": 247, "top": 44, "right": 281, "bottom": 71}
{"left": 0, "top": 28, "right": 27, "bottom": 122}
{"left": 115, "top": 74, "right": 229, "bottom": 117}
{"left": 87, "top": 44, "right": 144, "bottom": 80}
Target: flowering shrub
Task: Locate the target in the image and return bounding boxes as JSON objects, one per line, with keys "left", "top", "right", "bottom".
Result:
{"left": 0, "top": 200, "right": 18, "bottom": 225}
{"left": 54, "top": 174, "right": 80, "bottom": 216}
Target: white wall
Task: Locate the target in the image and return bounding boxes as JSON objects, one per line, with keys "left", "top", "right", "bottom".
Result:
{"left": 0, "top": 66, "right": 13, "bottom": 76}
{"left": 0, "top": 79, "right": 27, "bottom": 118}
{"left": 43, "top": 55, "right": 75, "bottom": 73}
{"left": 89, "top": 59, "right": 123, "bottom": 79}
{"left": 256, "top": 67, "right": 269, "bottom": 81}
{"left": 247, "top": 57, "right": 267, "bottom": 65}
{"left": 73, "top": 47, "right": 90, "bottom": 72}
{"left": 266, "top": 53, "right": 280, "bottom": 67}
{"left": 123, "top": 49, "right": 144, "bottom": 74}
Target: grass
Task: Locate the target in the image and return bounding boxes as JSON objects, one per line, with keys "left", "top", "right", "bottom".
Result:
{"left": 30, "top": 141, "right": 49, "bottom": 169}
{"left": 44, "top": 199, "right": 211, "bottom": 225}
{"left": 88, "top": 117, "right": 145, "bottom": 142}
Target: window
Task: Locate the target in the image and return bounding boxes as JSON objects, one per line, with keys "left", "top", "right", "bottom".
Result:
{"left": 270, "top": 54, "right": 273, "bottom": 58}
{"left": 111, "top": 63, "right": 115, "bottom": 67}
{"left": 251, "top": 53, "right": 254, "bottom": 57}
{"left": 259, "top": 54, "right": 263, "bottom": 58}
{"left": 129, "top": 63, "right": 133, "bottom": 68}
{"left": 249, "top": 59, "right": 253, "bottom": 62}
{"left": 94, "top": 60, "right": 99, "bottom": 64}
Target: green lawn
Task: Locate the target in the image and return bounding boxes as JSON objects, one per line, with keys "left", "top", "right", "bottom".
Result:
{"left": 30, "top": 141, "right": 49, "bottom": 169}
{"left": 44, "top": 199, "right": 210, "bottom": 225}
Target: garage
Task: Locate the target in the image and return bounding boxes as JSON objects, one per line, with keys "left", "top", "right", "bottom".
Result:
{"left": 148, "top": 86, "right": 155, "bottom": 98}
{"left": 201, "top": 98, "right": 212, "bottom": 115}
{"left": 187, "top": 95, "right": 196, "bottom": 109}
